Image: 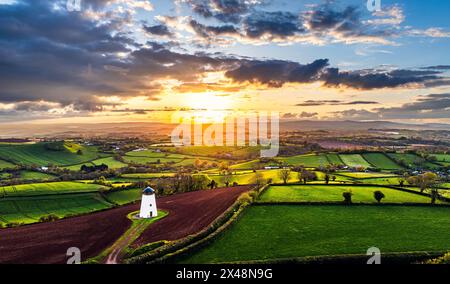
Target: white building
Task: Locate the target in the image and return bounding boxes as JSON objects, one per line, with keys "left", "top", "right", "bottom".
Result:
{"left": 139, "top": 187, "right": 158, "bottom": 218}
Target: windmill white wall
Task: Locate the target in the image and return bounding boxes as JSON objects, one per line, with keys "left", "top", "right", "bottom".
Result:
{"left": 139, "top": 187, "right": 158, "bottom": 218}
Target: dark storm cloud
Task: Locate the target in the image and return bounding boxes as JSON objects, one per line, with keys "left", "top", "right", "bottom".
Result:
{"left": 421, "top": 65, "right": 450, "bottom": 70}
{"left": 188, "top": 19, "right": 239, "bottom": 38}
{"left": 303, "top": 5, "right": 360, "bottom": 32}
{"left": 181, "top": 0, "right": 261, "bottom": 23}
{"left": 225, "top": 58, "right": 446, "bottom": 90}
{"left": 225, "top": 59, "right": 329, "bottom": 87}
{"left": 143, "top": 24, "right": 174, "bottom": 36}
{"left": 333, "top": 93, "right": 450, "bottom": 120}
{"left": 243, "top": 11, "right": 304, "bottom": 39}
{"left": 321, "top": 68, "right": 441, "bottom": 89}
{"left": 301, "top": 3, "right": 392, "bottom": 43}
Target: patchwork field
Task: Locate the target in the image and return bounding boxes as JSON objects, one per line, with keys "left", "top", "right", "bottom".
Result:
{"left": 182, "top": 205, "right": 450, "bottom": 263}
{"left": 0, "top": 193, "right": 113, "bottom": 225}
{"left": 335, "top": 172, "right": 397, "bottom": 179}
{"left": 19, "top": 171, "right": 55, "bottom": 181}
{"left": 92, "top": 157, "right": 128, "bottom": 169}
{"left": 121, "top": 173, "right": 176, "bottom": 179}
{"left": 339, "top": 154, "right": 372, "bottom": 168}
{"left": 431, "top": 154, "right": 450, "bottom": 163}
{"left": 388, "top": 153, "right": 440, "bottom": 169}
{"left": 106, "top": 188, "right": 142, "bottom": 205}
{"left": 0, "top": 159, "right": 15, "bottom": 170}
{"left": 361, "top": 153, "right": 403, "bottom": 170}
{"left": 208, "top": 169, "right": 298, "bottom": 185}
{"left": 0, "top": 182, "right": 108, "bottom": 197}
{"left": 325, "top": 153, "right": 345, "bottom": 165}
{"left": 276, "top": 154, "right": 329, "bottom": 168}
{"left": 0, "top": 142, "right": 100, "bottom": 166}
{"left": 258, "top": 185, "right": 433, "bottom": 204}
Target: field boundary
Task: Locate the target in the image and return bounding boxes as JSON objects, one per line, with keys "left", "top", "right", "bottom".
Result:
{"left": 214, "top": 251, "right": 446, "bottom": 264}
{"left": 264, "top": 183, "right": 450, "bottom": 203}
{"left": 253, "top": 201, "right": 450, "bottom": 207}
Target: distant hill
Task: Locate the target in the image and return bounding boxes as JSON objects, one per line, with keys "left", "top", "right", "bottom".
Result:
{"left": 0, "top": 120, "right": 449, "bottom": 139}
{"left": 280, "top": 120, "right": 450, "bottom": 131}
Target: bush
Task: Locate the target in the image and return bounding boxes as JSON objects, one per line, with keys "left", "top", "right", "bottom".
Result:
{"left": 39, "top": 214, "right": 60, "bottom": 222}
{"left": 6, "top": 222, "right": 21, "bottom": 228}
{"left": 424, "top": 252, "right": 450, "bottom": 264}
{"left": 342, "top": 191, "right": 353, "bottom": 204}
{"left": 374, "top": 191, "right": 385, "bottom": 203}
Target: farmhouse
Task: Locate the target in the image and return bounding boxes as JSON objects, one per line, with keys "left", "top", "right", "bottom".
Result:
{"left": 139, "top": 186, "right": 158, "bottom": 218}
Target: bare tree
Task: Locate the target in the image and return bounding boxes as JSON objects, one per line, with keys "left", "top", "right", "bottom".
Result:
{"left": 278, "top": 168, "right": 291, "bottom": 184}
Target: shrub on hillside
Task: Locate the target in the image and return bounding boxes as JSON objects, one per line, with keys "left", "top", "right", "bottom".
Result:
{"left": 39, "top": 214, "right": 60, "bottom": 223}
{"left": 342, "top": 191, "right": 353, "bottom": 204}
{"left": 424, "top": 252, "right": 450, "bottom": 264}
{"left": 374, "top": 191, "right": 385, "bottom": 203}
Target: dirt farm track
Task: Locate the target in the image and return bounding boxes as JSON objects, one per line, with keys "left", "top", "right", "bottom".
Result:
{"left": 0, "top": 186, "right": 250, "bottom": 264}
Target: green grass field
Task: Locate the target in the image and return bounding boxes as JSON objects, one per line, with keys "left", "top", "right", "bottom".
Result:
{"left": 325, "top": 153, "right": 345, "bottom": 165}
{"left": 388, "top": 153, "right": 440, "bottom": 169}
{"left": 430, "top": 154, "right": 450, "bottom": 163}
{"left": 276, "top": 154, "right": 329, "bottom": 168}
{"left": 258, "top": 185, "right": 433, "bottom": 204}
{"left": 335, "top": 172, "right": 397, "bottom": 179}
{"left": 0, "top": 182, "right": 108, "bottom": 197}
{"left": 166, "top": 146, "right": 260, "bottom": 160}
{"left": 182, "top": 205, "right": 450, "bottom": 263}
{"left": 121, "top": 173, "right": 176, "bottom": 179}
{"left": 106, "top": 188, "right": 142, "bottom": 205}
{"left": 0, "top": 193, "right": 113, "bottom": 225}
{"left": 339, "top": 154, "right": 373, "bottom": 168}
{"left": 0, "top": 159, "right": 16, "bottom": 169}
{"left": 0, "top": 142, "right": 100, "bottom": 166}
{"left": 356, "top": 177, "right": 404, "bottom": 186}
{"left": 92, "top": 157, "right": 128, "bottom": 169}
{"left": 122, "top": 155, "right": 183, "bottom": 164}
{"left": 19, "top": 170, "right": 55, "bottom": 181}
{"left": 362, "top": 153, "right": 403, "bottom": 170}
{"left": 208, "top": 169, "right": 298, "bottom": 186}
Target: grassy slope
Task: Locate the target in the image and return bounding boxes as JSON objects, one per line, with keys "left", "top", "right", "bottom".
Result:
{"left": 325, "top": 153, "right": 345, "bottom": 165}
{"left": 182, "top": 205, "right": 450, "bottom": 263}
{"left": 0, "top": 159, "right": 16, "bottom": 169}
{"left": 362, "top": 153, "right": 403, "bottom": 170}
{"left": 276, "top": 154, "right": 329, "bottom": 168}
{"left": 0, "top": 182, "right": 108, "bottom": 197}
{"left": 19, "top": 170, "right": 54, "bottom": 181}
{"left": 0, "top": 142, "right": 100, "bottom": 166}
{"left": 92, "top": 157, "right": 128, "bottom": 169}
{"left": 258, "top": 185, "right": 433, "bottom": 204}
{"left": 388, "top": 153, "right": 440, "bottom": 169}
{"left": 339, "top": 154, "right": 373, "bottom": 168}
{"left": 106, "top": 188, "right": 142, "bottom": 205}
{"left": 0, "top": 193, "right": 113, "bottom": 225}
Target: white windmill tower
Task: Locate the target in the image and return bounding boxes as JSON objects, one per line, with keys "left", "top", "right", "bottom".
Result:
{"left": 139, "top": 186, "right": 158, "bottom": 218}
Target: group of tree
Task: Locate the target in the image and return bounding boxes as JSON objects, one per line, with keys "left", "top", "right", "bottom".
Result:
{"left": 80, "top": 164, "right": 108, "bottom": 173}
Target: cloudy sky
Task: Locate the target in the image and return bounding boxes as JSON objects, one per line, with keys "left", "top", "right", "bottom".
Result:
{"left": 0, "top": 0, "right": 450, "bottom": 124}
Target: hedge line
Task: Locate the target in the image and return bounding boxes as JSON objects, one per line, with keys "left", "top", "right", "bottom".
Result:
{"left": 125, "top": 185, "right": 265, "bottom": 264}
{"left": 254, "top": 201, "right": 450, "bottom": 207}
{"left": 216, "top": 251, "right": 446, "bottom": 264}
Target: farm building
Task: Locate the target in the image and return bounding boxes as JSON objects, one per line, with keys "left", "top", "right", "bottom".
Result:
{"left": 139, "top": 186, "right": 158, "bottom": 218}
